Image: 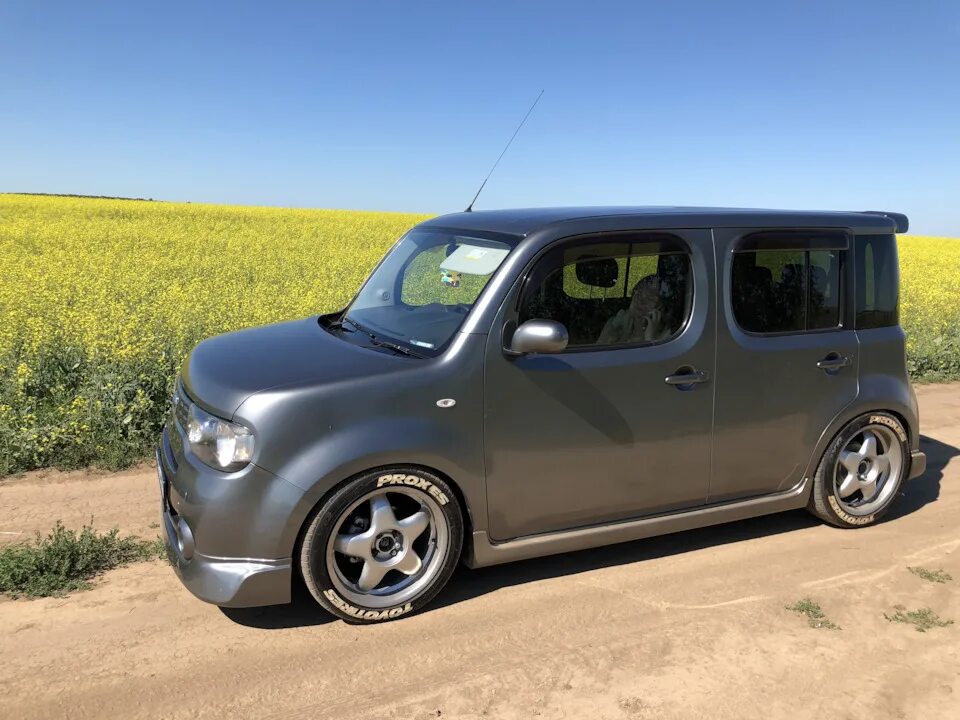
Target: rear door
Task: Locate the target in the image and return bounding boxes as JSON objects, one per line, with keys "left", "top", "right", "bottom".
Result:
{"left": 710, "top": 228, "right": 859, "bottom": 502}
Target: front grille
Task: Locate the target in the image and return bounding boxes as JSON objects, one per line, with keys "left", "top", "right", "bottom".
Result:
{"left": 173, "top": 383, "right": 190, "bottom": 431}
{"left": 166, "top": 384, "right": 190, "bottom": 464}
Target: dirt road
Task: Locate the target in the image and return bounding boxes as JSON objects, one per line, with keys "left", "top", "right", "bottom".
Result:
{"left": 1, "top": 385, "right": 958, "bottom": 720}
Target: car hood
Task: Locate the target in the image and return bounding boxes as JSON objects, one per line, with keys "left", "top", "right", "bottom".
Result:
{"left": 181, "top": 316, "right": 406, "bottom": 418}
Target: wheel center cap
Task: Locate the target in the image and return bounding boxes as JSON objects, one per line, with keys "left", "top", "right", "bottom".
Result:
{"left": 373, "top": 531, "right": 404, "bottom": 558}
{"left": 858, "top": 460, "right": 870, "bottom": 475}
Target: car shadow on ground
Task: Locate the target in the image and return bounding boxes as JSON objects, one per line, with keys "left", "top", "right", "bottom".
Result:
{"left": 222, "top": 433, "right": 956, "bottom": 629}
{"left": 884, "top": 433, "right": 953, "bottom": 520}
{"left": 219, "top": 580, "right": 338, "bottom": 628}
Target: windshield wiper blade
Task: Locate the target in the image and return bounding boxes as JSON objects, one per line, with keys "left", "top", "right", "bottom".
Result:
{"left": 340, "top": 316, "right": 375, "bottom": 339}
{"left": 341, "top": 317, "right": 425, "bottom": 358}
{"left": 336, "top": 316, "right": 361, "bottom": 333}
{"left": 368, "top": 337, "right": 425, "bottom": 358}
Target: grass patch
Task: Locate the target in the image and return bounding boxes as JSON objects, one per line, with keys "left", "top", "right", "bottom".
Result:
{"left": 908, "top": 566, "right": 953, "bottom": 583}
{"left": 0, "top": 521, "right": 165, "bottom": 598}
{"left": 786, "top": 598, "right": 840, "bottom": 629}
{"left": 884, "top": 605, "right": 954, "bottom": 632}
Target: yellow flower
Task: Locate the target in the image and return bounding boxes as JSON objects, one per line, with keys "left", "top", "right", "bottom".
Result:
{"left": 1, "top": 192, "right": 958, "bottom": 472}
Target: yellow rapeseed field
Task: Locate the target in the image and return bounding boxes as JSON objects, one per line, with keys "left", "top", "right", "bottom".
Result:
{"left": 898, "top": 234, "right": 960, "bottom": 376}
{"left": 1, "top": 193, "right": 958, "bottom": 473}
{"left": 0, "top": 194, "right": 426, "bottom": 472}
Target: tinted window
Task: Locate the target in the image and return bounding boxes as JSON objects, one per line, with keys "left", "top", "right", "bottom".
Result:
{"left": 732, "top": 248, "right": 842, "bottom": 333}
{"left": 855, "top": 234, "right": 899, "bottom": 328}
{"left": 519, "top": 238, "right": 692, "bottom": 349}
{"left": 808, "top": 250, "right": 842, "bottom": 329}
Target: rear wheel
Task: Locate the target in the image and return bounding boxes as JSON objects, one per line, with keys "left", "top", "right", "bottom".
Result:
{"left": 299, "top": 468, "right": 463, "bottom": 623}
{"left": 808, "top": 412, "right": 908, "bottom": 527}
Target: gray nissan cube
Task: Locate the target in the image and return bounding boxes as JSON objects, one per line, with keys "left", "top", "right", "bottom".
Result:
{"left": 158, "top": 207, "right": 927, "bottom": 623}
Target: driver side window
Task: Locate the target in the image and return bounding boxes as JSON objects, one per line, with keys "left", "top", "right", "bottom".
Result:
{"left": 518, "top": 236, "right": 693, "bottom": 349}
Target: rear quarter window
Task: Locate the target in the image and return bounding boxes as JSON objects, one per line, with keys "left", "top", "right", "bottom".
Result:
{"left": 855, "top": 234, "right": 899, "bottom": 329}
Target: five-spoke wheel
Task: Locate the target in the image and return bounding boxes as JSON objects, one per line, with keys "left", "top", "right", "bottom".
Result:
{"left": 326, "top": 487, "right": 449, "bottom": 607}
{"left": 833, "top": 425, "right": 903, "bottom": 516}
{"left": 809, "top": 413, "right": 909, "bottom": 527}
{"left": 299, "top": 468, "right": 463, "bottom": 623}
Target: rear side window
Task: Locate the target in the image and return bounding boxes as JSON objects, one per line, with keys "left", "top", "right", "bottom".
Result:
{"left": 855, "top": 234, "right": 899, "bottom": 329}
{"left": 731, "top": 231, "right": 846, "bottom": 334}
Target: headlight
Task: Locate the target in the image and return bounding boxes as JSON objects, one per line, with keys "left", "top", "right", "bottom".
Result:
{"left": 185, "top": 401, "right": 255, "bottom": 471}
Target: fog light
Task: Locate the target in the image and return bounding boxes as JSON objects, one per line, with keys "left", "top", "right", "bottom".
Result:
{"left": 177, "top": 517, "right": 196, "bottom": 561}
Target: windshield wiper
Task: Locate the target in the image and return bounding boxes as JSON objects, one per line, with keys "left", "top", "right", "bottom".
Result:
{"left": 340, "top": 317, "right": 425, "bottom": 358}
{"left": 368, "top": 337, "right": 425, "bottom": 358}
{"left": 334, "top": 316, "right": 360, "bottom": 332}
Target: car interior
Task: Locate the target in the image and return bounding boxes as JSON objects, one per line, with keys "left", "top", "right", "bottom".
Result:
{"left": 520, "top": 250, "right": 691, "bottom": 346}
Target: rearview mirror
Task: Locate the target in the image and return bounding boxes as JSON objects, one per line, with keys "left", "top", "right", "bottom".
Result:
{"left": 509, "top": 320, "right": 569, "bottom": 355}
{"left": 575, "top": 255, "right": 619, "bottom": 288}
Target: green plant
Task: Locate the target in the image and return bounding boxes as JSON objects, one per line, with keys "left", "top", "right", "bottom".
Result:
{"left": 884, "top": 605, "right": 953, "bottom": 632}
{"left": 908, "top": 566, "right": 953, "bottom": 583}
{"left": 786, "top": 598, "right": 840, "bottom": 629}
{"left": 0, "top": 521, "right": 165, "bottom": 598}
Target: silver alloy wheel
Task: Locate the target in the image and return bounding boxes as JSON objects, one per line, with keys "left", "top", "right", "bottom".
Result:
{"left": 833, "top": 424, "right": 903, "bottom": 516}
{"left": 325, "top": 486, "right": 449, "bottom": 609}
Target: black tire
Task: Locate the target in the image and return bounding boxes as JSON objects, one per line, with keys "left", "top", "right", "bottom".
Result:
{"left": 807, "top": 412, "right": 909, "bottom": 528}
{"left": 299, "top": 467, "right": 463, "bottom": 623}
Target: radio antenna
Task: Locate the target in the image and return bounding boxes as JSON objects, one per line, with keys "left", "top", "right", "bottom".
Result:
{"left": 464, "top": 89, "right": 544, "bottom": 212}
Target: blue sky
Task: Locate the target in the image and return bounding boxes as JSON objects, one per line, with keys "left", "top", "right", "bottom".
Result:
{"left": 1, "top": 1, "right": 958, "bottom": 234}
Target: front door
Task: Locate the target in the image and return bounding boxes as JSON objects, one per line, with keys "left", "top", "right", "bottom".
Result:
{"left": 483, "top": 230, "right": 716, "bottom": 541}
{"left": 709, "top": 227, "right": 860, "bottom": 502}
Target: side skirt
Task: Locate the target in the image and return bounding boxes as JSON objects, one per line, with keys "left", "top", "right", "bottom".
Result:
{"left": 465, "top": 477, "right": 811, "bottom": 569}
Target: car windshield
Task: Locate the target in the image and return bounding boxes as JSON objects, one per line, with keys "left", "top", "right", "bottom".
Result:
{"left": 342, "top": 228, "right": 517, "bottom": 356}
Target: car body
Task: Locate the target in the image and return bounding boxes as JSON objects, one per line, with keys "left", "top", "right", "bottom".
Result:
{"left": 157, "top": 206, "right": 926, "bottom": 618}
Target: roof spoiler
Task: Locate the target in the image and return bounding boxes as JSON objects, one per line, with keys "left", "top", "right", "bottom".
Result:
{"left": 862, "top": 211, "right": 909, "bottom": 233}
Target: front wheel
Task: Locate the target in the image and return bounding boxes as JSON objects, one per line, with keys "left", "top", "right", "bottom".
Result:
{"left": 808, "top": 412, "right": 909, "bottom": 527}
{"left": 299, "top": 468, "right": 463, "bottom": 623}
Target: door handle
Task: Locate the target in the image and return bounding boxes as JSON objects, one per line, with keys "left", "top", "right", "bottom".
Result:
{"left": 816, "top": 353, "right": 851, "bottom": 371}
{"left": 664, "top": 368, "right": 709, "bottom": 387}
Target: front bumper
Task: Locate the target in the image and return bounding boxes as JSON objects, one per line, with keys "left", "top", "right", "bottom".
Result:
{"left": 909, "top": 449, "right": 927, "bottom": 480}
{"left": 157, "top": 432, "right": 295, "bottom": 608}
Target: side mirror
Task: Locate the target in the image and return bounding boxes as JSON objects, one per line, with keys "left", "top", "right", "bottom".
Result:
{"left": 509, "top": 320, "right": 569, "bottom": 355}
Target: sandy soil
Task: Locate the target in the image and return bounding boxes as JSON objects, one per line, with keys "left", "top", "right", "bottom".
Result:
{"left": 1, "top": 385, "right": 958, "bottom": 720}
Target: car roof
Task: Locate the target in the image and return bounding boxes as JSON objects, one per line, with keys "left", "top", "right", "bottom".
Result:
{"left": 419, "top": 206, "right": 903, "bottom": 237}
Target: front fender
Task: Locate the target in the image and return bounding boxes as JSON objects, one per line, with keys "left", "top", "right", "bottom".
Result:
{"left": 272, "top": 416, "right": 488, "bottom": 559}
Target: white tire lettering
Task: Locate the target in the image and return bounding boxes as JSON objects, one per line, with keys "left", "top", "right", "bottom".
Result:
{"left": 869, "top": 415, "right": 907, "bottom": 442}
{"left": 323, "top": 589, "right": 413, "bottom": 620}
{"left": 375, "top": 473, "right": 449, "bottom": 505}
{"left": 827, "top": 494, "right": 875, "bottom": 526}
